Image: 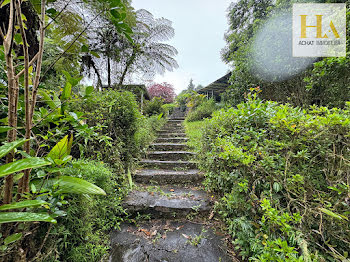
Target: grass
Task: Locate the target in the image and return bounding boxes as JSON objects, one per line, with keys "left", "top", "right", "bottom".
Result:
{"left": 183, "top": 120, "right": 204, "bottom": 151}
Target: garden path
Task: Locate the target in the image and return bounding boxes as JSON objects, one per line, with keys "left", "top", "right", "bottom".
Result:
{"left": 110, "top": 115, "right": 235, "bottom": 261}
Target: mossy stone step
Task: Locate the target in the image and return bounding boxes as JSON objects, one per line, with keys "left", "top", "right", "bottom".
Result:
{"left": 134, "top": 169, "right": 203, "bottom": 184}
{"left": 155, "top": 137, "right": 188, "bottom": 143}
{"left": 147, "top": 151, "right": 195, "bottom": 161}
{"left": 157, "top": 132, "right": 186, "bottom": 138}
{"left": 122, "top": 185, "right": 211, "bottom": 218}
{"left": 140, "top": 159, "right": 197, "bottom": 169}
{"left": 150, "top": 143, "right": 188, "bottom": 151}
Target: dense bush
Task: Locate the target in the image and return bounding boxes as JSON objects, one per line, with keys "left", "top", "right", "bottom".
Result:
{"left": 186, "top": 99, "right": 218, "bottom": 122}
{"left": 144, "top": 97, "right": 165, "bottom": 116}
{"left": 69, "top": 90, "right": 141, "bottom": 170}
{"left": 37, "top": 160, "right": 128, "bottom": 262}
{"left": 199, "top": 94, "right": 350, "bottom": 261}
{"left": 161, "top": 103, "right": 176, "bottom": 118}
{"left": 135, "top": 114, "right": 166, "bottom": 155}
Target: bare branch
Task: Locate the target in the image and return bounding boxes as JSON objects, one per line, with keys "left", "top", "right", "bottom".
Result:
{"left": 30, "top": 0, "right": 46, "bottom": 124}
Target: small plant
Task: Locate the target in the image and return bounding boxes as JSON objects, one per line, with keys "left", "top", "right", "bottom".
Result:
{"left": 187, "top": 228, "right": 208, "bottom": 247}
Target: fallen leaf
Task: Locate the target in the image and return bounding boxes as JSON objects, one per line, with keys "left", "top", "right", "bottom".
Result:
{"left": 182, "top": 233, "right": 189, "bottom": 239}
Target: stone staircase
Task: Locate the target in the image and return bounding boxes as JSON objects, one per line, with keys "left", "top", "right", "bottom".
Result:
{"left": 123, "top": 118, "right": 209, "bottom": 217}
{"left": 110, "top": 117, "right": 232, "bottom": 262}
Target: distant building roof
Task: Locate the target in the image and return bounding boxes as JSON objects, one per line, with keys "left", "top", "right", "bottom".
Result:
{"left": 197, "top": 73, "right": 231, "bottom": 97}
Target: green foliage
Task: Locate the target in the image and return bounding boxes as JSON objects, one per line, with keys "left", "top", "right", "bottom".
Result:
{"left": 39, "top": 159, "right": 128, "bottom": 262}
{"left": 184, "top": 120, "right": 204, "bottom": 151}
{"left": 222, "top": 0, "right": 350, "bottom": 108}
{"left": 68, "top": 90, "right": 141, "bottom": 169}
{"left": 161, "top": 103, "right": 176, "bottom": 118}
{"left": 144, "top": 97, "right": 165, "bottom": 116}
{"left": 134, "top": 115, "right": 166, "bottom": 155}
{"left": 186, "top": 99, "right": 218, "bottom": 122}
{"left": 199, "top": 95, "right": 350, "bottom": 261}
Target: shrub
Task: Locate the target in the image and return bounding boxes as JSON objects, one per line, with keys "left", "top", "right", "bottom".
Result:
{"left": 38, "top": 160, "right": 128, "bottom": 262}
{"left": 199, "top": 95, "right": 350, "bottom": 261}
{"left": 161, "top": 103, "right": 176, "bottom": 118}
{"left": 144, "top": 97, "right": 165, "bottom": 116}
{"left": 186, "top": 99, "right": 217, "bottom": 122}
{"left": 68, "top": 90, "right": 141, "bottom": 170}
{"left": 134, "top": 114, "right": 166, "bottom": 155}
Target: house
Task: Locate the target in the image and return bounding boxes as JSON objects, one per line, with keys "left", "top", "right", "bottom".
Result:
{"left": 197, "top": 72, "right": 231, "bottom": 102}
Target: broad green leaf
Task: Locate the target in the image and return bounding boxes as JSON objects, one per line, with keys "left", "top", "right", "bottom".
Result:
{"left": 52, "top": 92, "right": 61, "bottom": 109}
{"left": 38, "top": 89, "right": 56, "bottom": 110}
{"left": 85, "top": 86, "right": 94, "bottom": 96}
{"left": 46, "top": 8, "right": 58, "bottom": 16}
{"left": 55, "top": 176, "right": 106, "bottom": 195}
{"left": 90, "top": 51, "right": 100, "bottom": 58}
{"left": 0, "top": 212, "right": 56, "bottom": 224}
{"left": 47, "top": 135, "right": 73, "bottom": 161}
{"left": 81, "top": 44, "right": 89, "bottom": 53}
{"left": 319, "top": 208, "right": 348, "bottom": 221}
{"left": 0, "top": 139, "right": 28, "bottom": 158}
{"left": 0, "top": 0, "right": 10, "bottom": 8}
{"left": 111, "top": 9, "right": 121, "bottom": 19}
{"left": 4, "top": 233, "right": 22, "bottom": 245}
{"left": 0, "top": 158, "right": 51, "bottom": 178}
{"left": 0, "top": 200, "right": 49, "bottom": 211}
{"left": 61, "top": 82, "right": 72, "bottom": 100}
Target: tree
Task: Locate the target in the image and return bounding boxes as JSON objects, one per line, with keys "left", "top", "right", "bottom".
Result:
{"left": 148, "top": 82, "right": 176, "bottom": 103}
{"left": 83, "top": 8, "right": 178, "bottom": 86}
{"left": 187, "top": 78, "right": 195, "bottom": 91}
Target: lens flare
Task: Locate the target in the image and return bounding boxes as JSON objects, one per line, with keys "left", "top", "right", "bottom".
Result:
{"left": 251, "top": 11, "right": 317, "bottom": 82}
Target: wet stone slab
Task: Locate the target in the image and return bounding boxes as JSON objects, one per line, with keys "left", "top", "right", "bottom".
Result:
{"left": 110, "top": 220, "right": 233, "bottom": 262}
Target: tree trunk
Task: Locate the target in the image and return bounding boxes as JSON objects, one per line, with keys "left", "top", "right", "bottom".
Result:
{"left": 118, "top": 48, "right": 137, "bottom": 86}
{"left": 3, "top": 0, "right": 17, "bottom": 204}
{"left": 107, "top": 56, "right": 111, "bottom": 88}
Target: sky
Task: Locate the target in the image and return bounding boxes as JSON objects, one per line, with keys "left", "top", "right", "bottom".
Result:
{"left": 132, "top": 0, "right": 232, "bottom": 94}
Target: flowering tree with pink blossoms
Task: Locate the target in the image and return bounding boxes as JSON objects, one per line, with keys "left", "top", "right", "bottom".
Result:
{"left": 148, "top": 82, "right": 176, "bottom": 103}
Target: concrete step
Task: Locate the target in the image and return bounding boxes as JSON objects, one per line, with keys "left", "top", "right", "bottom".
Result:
{"left": 156, "top": 137, "right": 188, "bottom": 143}
{"left": 110, "top": 221, "right": 232, "bottom": 262}
{"left": 162, "top": 126, "right": 183, "bottom": 131}
{"left": 168, "top": 119, "right": 184, "bottom": 123}
{"left": 157, "top": 132, "right": 186, "bottom": 138}
{"left": 170, "top": 117, "right": 185, "bottom": 120}
{"left": 158, "top": 129, "right": 185, "bottom": 134}
{"left": 140, "top": 160, "right": 197, "bottom": 169}
{"left": 150, "top": 143, "right": 188, "bottom": 151}
{"left": 134, "top": 169, "right": 203, "bottom": 184}
{"left": 147, "top": 151, "right": 195, "bottom": 161}
{"left": 122, "top": 185, "right": 211, "bottom": 218}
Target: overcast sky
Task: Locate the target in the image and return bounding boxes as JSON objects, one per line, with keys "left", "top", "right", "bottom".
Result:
{"left": 132, "top": 0, "right": 232, "bottom": 94}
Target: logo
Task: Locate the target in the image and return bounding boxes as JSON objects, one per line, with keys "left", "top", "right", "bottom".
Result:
{"left": 293, "top": 4, "right": 346, "bottom": 57}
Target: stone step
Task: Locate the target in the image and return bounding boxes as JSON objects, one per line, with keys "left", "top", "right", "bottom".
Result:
{"left": 110, "top": 221, "right": 232, "bottom": 262}
{"left": 147, "top": 151, "right": 195, "bottom": 161}
{"left": 140, "top": 160, "right": 197, "bottom": 169}
{"left": 134, "top": 169, "right": 203, "bottom": 184}
{"left": 158, "top": 129, "right": 185, "bottom": 134}
{"left": 168, "top": 119, "right": 183, "bottom": 123}
{"left": 157, "top": 132, "right": 186, "bottom": 138}
{"left": 160, "top": 126, "right": 184, "bottom": 130}
{"left": 170, "top": 117, "right": 185, "bottom": 120}
{"left": 156, "top": 137, "right": 188, "bottom": 143}
{"left": 150, "top": 143, "right": 188, "bottom": 151}
{"left": 122, "top": 186, "right": 211, "bottom": 217}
